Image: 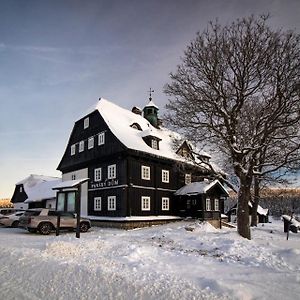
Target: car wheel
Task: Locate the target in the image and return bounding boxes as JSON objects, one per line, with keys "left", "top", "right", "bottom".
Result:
{"left": 38, "top": 223, "right": 52, "bottom": 235}
{"left": 11, "top": 221, "right": 19, "bottom": 228}
{"left": 79, "top": 222, "right": 89, "bottom": 233}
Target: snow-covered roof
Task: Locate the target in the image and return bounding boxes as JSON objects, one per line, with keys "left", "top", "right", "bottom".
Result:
{"left": 52, "top": 178, "right": 89, "bottom": 190}
{"left": 86, "top": 98, "right": 212, "bottom": 166}
{"left": 18, "top": 175, "right": 62, "bottom": 203}
{"left": 248, "top": 202, "right": 269, "bottom": 216}
{"left": 174, "top": 179, "right": 229, "bottom": 196}
{"left": 144, "top": 99, "right": 158, "bottom": 109}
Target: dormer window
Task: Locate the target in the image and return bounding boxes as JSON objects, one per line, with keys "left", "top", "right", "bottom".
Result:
{"left": 151, "top": 139, "right": 158, "bottom": 149}
{"left": 84, "top": 117, "right": 89, "bottom": 129}
{"left": 20, "top": 186, "right": 23, "bottom": 192}
{"left": 130, "top": 123, "right": 142, "bottom": 131}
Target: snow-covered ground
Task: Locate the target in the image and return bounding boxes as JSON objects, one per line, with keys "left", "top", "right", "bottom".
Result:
{"left": 0, "top": 218, "right": 300, "bottom": 300}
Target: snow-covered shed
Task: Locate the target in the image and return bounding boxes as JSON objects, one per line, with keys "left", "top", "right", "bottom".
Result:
{"left": 11, "top": 175, "right": 62, "bottom": 210}
{"left": 174, "top": 180, "right": 229, "bottom": 228}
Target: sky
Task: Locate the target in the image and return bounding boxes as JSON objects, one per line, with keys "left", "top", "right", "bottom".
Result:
{"left": 0, "top": 0, "right": 299, "bottom": 198}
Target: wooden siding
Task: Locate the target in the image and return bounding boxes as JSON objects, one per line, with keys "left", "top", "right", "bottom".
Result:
{"left": 11, "top": 184, "right": 28, "bottom": 204}
{"left": 57, "top": 110, "right": 126, "bottom": 172}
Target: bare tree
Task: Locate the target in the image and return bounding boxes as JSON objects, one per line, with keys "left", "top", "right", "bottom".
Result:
{"left": 164, "top": 15, "right": 300, "bottom": 239}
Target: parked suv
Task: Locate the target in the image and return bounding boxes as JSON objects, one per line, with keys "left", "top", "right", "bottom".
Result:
{"left": 19, "top": 209, "right": 91, "bottom": 235}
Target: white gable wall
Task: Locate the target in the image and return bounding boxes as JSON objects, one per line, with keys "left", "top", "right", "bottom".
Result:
{"left": 62, "top": 168, "right": 88, "bottom": 217}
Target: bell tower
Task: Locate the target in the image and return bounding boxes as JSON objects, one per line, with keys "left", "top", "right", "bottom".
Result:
{"left": 143, "top": 88, "right": 159, "bottom": 128}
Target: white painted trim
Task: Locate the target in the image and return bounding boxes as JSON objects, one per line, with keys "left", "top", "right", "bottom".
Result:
{"left": 88, "top": 184, "right": 128, "bottom": 191}
{"left": 156, "top": 187, "right": 176, "bottom": 192}
{"left": 88, "top": 215, "right": 182, "bottom": 221}
{"left": 131, "top": 185, "right": 156, "bottom": 190}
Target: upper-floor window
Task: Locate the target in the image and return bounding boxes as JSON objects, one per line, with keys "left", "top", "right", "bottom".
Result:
{"left": 20, "top": 186, "right": 23, "bottom": 192}
{"left": 185, "top": 173, "right": 192, "bottom": 185}
{"left": 151, "top": 139, "right": 158, "bottom": 149}
{"left": 206, "top": 198, "right": 211, "bottom": 211}
{"left": 94, "top": 168, "right": 102, "bottom": 182}
{"left": 162, "top": 197, "right": 169, "bottom": 211}
{"left": 108, "top": 196, "right": 116, "bottom": 211}
{"left": 88, "top": 137, "right": 94, "bottom": 149}
{"left": 79, "top": 140, "right": 84, "bottom": 152}
{"left": 162, "top": 170, "right": 169, "bottom": 183}
{"left": 71, "top": 174, "right": 76, "bottom": 180}
{"left": 84, "top": 117, "right": 89, "bottom": 129}
{"left": 108, "top": 164, "right": 116, "bottom": 179}
{"left": 141, "top": 196, "right": 150, "bottom": 211}
{"left": 141, "top": 166, "right": 150, "bottom": 180}
{"left": 94, "top": 197, "right": 102, "bottom": 211}
{"left": 214, "top": 198, "right": 219, "bottom": 211}
{"left": 98, "top": 132, "right": 105, "bottom": 145}
{"left": 71, "top": 144, "right": 76, "bottom": 156}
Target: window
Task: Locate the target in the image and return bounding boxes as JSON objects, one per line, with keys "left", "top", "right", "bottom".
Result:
{"left": 162, "top": 170, "right": 169, "bottom": 183}
{"left": 94, "top": 168, "right": 102, "bottom": 182}
{"left": 162, "top": 197, "right": 169, "bottom": 211}
{"left": 67, "top": 192, "right": 76, "bottom": 212}
{"left": 98, "top": 132, "right": 105, "bottom": 145}
{"left": 57, "top": 193, "right": 65, "bottom": 211}
{"left": 94, "top": 197, "right": 102, "bottom": 211}
{"left": 79, "top": 141, "right": 84, "bottom": 152}
{"left": 151, "top": 139, "right": 158, "bottom": 149}
{"left": 71, "top": 174, "right": 76, "bottom": 180}
{"left": 141, "top": 165, "right": 150, "bottom": 180}
{"left": 88, "top": 137, "right": 94, "bottom": 149}
{"left": 206, "top": 198, "right": 211, "bottom": 211}
{"left": 185, "top": 173, "right": 192, "bottom": 185}
{"left": 214, "top": 199, "right": 219, "bottom": 211}
{"left": 108, "top": 196, "right": 116, "bottom": 211}
{"left": 141, "top": 196, "right": 150, "bottom": 211}
{"left": 71, "top": 144, "right": 76, "bottom": 156}
{"left": 84, "top": 117, "right": 89, "bottom": 129}
{"left": 108, "top": 164, "right": 116, "bottom": 179}
{"left": 20, "top": 186, "right": 23, "bottom": 192}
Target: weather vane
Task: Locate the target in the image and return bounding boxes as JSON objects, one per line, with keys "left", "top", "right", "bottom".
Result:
{"left": 148, "top": 88, "right": 154, "bottom": 100}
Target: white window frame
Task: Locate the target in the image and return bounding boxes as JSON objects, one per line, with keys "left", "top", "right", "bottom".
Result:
{"left": 108, "top": 164, "right": 116, "bottom": 179}
{"left": 88, "top": 137, "right": 94, "bottom": 149}
{"left": 94, "top": 197, "right": 102, "bottom": 211}
{"left": 162, "top": 170, "right": 169, "bottom": 183}
{"left": 151, "top": 139, "right": 158, "bottom": 149}
{"left": 20, "top": 186, "right": 23, "bottom": 192}
{"left": 79, "top": 140, "right": 84, "bottom": 152}
{"left": 84, "top": 117, "right": 89, "bottom": 129}
{"left": 108, "top": 196, "right": 116, "bottom": 211}
{"left": 214, "top": 198, "right": 219, "bottom": 211}
{"left": 162, "top": 197, "right": 169, "bottom": 211}
{"left": 98, "top": 132, "right": 105, "bottom": 145}
{"left": 71, "top": 144, "right": 76, "bottom": 156}
{"left": 185, "top": 173, "right": 191, "bottom": 185}
{"left": 141, "top": 165, "right": 150, "bottom": 180}
{"left": 94, "top": 168, "right": 102, "bottom": 182}
{"left": 141, "top": 196, "right": 151, "bottom": 211}
{"left": 206, "top": 198, "right": 211, "bottom": 211}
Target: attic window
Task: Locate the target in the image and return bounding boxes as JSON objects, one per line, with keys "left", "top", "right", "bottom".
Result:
{"left": 20, "top": 186, "right": 23, "bottom": 192}
{"left": 84, "top": 117, "right": 89, "bottom": 129}
{"left": 151, "top": 139, "right": 158, "bottom": 149}
{"left": 71, "top": 144, "right": 76, "bottom": 156}
{"left": 130, "top": 123, "right": 142, "bottom": 131}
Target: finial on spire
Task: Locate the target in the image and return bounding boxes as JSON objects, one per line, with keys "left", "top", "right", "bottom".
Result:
{"left": 148, "top": 88, "right": 154, "bottom": 100}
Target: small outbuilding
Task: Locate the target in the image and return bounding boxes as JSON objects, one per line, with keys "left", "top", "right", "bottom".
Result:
{"left": 11, "top": 174, "right": 62, "bottom": 210}
{"left": 174, "top": 179, "right": 229, "bottom": 228}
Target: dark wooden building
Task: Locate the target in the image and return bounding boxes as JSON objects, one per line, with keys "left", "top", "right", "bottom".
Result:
{"left": 57, "top": 97, "right": 225, "bottom": 228}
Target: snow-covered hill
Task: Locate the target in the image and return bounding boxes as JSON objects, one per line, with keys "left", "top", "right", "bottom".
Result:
{"left": 0, "top": 219, "right": 299, "bottom": 299}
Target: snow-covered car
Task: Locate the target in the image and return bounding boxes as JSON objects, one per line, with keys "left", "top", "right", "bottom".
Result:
{"left": 282, "top": 215, "right": 300, "bottom": 233}
{"left": 0, "top": 211, "right": 24, "bottom": 227}
{"left": 19, "top": 208, "right": 91, "bottom": 235}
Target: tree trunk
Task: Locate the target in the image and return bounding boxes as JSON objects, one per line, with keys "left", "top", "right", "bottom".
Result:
{"left": 251, "top": 176, "right": 260, "bottom": 227}
{"left": 237, "top": 177, "right": 252, "bottom": 239}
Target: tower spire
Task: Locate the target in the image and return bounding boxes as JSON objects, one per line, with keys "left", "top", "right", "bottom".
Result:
{"left": 148, "top": 88, "right": 154, "bottom": 101}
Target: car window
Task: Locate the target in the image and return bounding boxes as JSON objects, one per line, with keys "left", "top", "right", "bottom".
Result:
{"left": 24, "top": 211, "right": 41, "bottom": 216}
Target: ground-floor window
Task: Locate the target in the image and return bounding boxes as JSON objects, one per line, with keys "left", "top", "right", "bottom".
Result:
{"left": 94, "top": 197, "right": 102, "bottom": 211}
{"left": 162, "top": 197, "right": 169, "bottom": 211}
{"left": 214, "top": 198, "right": 219, "bottom": 211}
{"left": 206, "top": 198, "right": 211, "bottom": 211}
{"left": 108, "top": 196, "right": 116, "bottom": 211}
{"left": 141, "top": 196, "right": 151, "bottom": 211}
